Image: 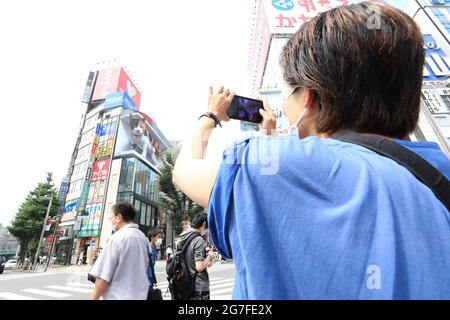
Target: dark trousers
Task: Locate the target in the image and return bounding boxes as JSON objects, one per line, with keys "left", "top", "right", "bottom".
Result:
{"left": 190, "top": 291, "right": 210, "bottom": 300}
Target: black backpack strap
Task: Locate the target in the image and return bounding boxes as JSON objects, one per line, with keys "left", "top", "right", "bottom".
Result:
{"left": 333, "top": 130, "right": 450, "bottom": 212}
{"left": 180, "top": 232, "right": 201, "bottom": 252}
{"left": 180, "top": 232, "right": 202, "bottom": 279}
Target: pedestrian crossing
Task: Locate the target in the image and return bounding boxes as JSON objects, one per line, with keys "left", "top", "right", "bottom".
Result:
{"left": 0, "top": 277, "right": 234, "bottom": 300}
{"left": 155, "top": 277, "right": 234, "bottom": 300}
{"left": 0, "top": 282, "right": 95, "bottom": 300}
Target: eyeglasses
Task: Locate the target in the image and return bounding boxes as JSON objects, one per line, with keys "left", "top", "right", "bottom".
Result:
{"left": 281, "top": 82, "right": 298, "bottom": 102}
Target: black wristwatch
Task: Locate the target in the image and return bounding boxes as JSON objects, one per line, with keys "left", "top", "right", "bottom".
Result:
{"left": 198, "top": 112, "right": 222, "bottom": 128}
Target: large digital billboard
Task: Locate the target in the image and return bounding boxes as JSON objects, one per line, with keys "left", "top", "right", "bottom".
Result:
{"left": 263, "top": 0, "right": 360, "bottom": 35}
{"left": 114, "top": 110, "right": 170, "bottom": 170}
{"left": 91, "top": 67, "right": 141, "bottom": 110}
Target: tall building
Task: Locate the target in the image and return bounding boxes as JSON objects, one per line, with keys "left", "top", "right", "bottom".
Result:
{"left": 249, "top": 0, "right": 450, "bottom": 154}
{"left": 387, "top": 0, "right": 450, "bottom": 155}
{"left": 55, "top": 67, "right": 171, "bottom": 265}
{"left": 249, "top": 0, "right": 360, "bottom": 134}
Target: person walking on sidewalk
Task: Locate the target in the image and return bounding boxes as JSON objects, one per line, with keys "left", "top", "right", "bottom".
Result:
{"left": 178, "top": 212, "right": 216, "bottom": 300}
{"left": 147, "top": 227, "right": 162, "bottom": 286}
{"left": 90, "top": 202, "right": 149, "bottom": 300}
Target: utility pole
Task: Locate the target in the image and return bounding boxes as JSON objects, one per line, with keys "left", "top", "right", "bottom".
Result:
{"left": 44, "top": 214, "right": 61, "bottom": 272}
{"left": 32, "top": 197, "right": 53, "bottom": 270}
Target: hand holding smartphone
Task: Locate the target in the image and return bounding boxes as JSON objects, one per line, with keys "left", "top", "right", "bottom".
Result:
{"left": 226, "top": 95, "right": 264, "bottom": 124}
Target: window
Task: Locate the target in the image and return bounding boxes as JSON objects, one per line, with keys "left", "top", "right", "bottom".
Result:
{"left": 141, "top": 203, "right": 147, "bottom": 226}
{"left": 117, "top": 192, "right": 132, "bottom": 203}
{"left": 84, "top": 114, "right": 98, "bottom": 131}
{"left": 77, "top": 144, "right": 91, "bottom": 159}
{"left": 73, "top": 160, "right": 87, "bottom": 175}
{"left": 434, "top": 115, "right": 450, "bottom": 127}
{"left": 119, "top": 158, "right": 135, "bottom": 193}
{"left": 68, "top": 179, "right": 83, "bottom": 193}
{"left": 80, "top": 128, "right": 95, "bottom": 146}
{"left": 152, "top": 207, "right": 159, "bottom": 227}
{"left": 145, "top": 206, "right": 151, "bottom": 227}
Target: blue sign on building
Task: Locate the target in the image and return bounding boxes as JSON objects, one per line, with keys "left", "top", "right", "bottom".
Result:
{"left": 58, "top": 178, "right": 69, "bottom": 205}
{"left": 423, "top": 34, "right": 450, "bottom": 81}
{"left": 271, "top": 0, "right": 295, "bottom": 11}
{"left": 103, "top": 91, "right": 137, "bottom": 111}
{"left": 64, "top": 200, "right": 79, "bottom": 213}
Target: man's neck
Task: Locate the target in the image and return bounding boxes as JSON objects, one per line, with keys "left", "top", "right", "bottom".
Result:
{"left": 116, "top": 221, "right": 133, "bottom": 230}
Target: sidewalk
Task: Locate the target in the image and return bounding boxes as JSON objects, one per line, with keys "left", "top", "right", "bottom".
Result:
{"left": 40, "top": 264, "right": 91, "bottom": 273}
{"left": 10, "top": 264, "right": 91, "bottom": 274}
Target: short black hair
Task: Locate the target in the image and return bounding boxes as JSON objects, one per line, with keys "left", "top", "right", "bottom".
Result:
{"left": 192, "top": 212, "right": 208, "bottom": 229}
{"left": 147, "top": 227, "right": 162, "bottom": 240}
{"left": 112, "top": 202, "right": 136, "bottom": 222}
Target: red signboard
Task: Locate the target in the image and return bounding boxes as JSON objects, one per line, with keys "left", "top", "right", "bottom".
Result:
{"left": 44, "top": 234, "right": 54, "bottom": 244}
{"left": 91, "top": 67, "right": 141, "bottom": 110}
{"left": 91, "top": 159, "right": 111, "bottom": 182}
{"left": 117, "top": 68, "right": 141, "bottom": 110}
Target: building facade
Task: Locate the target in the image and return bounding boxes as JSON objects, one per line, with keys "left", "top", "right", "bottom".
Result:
{"left": 55, "top": 67, "right": 171, "bottom": 265}
{"left": 390, "top": 0, "right": 450, "bottom": 154}
{"left": 247, "top": 0, "right": 450, "bottom": 154}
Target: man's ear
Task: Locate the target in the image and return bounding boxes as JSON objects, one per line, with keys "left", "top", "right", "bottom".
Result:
{"left": 304, "top": 89, "right": 316, "bottom": 110}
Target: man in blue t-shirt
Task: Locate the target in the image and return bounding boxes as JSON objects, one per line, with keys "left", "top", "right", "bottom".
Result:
{"left": 147, "top": 227, "right": 162, "bottom": 286}
{"left": 172, "top": 2, "right": 450, "bottom": 299}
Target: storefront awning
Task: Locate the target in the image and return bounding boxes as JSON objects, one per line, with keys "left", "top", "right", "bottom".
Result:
{"left": 58, "top": 221, "right": 75, "bottom": 227}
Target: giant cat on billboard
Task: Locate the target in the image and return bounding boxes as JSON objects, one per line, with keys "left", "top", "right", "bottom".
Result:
{"left": 114, "top": 109, "right": 166, "bottom": 170}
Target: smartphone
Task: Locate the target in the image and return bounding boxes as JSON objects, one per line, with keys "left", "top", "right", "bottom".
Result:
{"left": 227, "top": 95, "right": 264, "bottom": 124}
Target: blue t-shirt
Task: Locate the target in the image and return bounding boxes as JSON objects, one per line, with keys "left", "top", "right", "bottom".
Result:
{"left": 147, "top": 245, "right": 157, "bottom": 284}
{"left": 208, "top": 135, "right": 450, "bottom": 299}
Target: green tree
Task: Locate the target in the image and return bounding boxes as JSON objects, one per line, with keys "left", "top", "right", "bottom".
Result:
{"left": 8, "top": 172, "right": 59, "bottom": 266}
{"left": 158, "top": 146, "right": 205, "bottom": 236}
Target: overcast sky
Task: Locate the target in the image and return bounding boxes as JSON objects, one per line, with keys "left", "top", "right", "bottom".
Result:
{"left": 0, "top": 0, "right": 255, "bottom": 226}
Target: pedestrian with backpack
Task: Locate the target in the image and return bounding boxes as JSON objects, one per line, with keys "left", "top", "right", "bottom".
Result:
{"left": 166, "top": 212, "right": 216, "bottom": 300}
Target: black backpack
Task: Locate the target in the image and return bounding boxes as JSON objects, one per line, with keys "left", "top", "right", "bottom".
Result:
{"left": 166, "top": 232, "right": 201, "bottom": 300}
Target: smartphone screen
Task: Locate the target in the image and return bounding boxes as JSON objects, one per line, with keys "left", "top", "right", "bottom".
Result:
{"left": 227, "top": 95, "right": 263, "bottom": 124}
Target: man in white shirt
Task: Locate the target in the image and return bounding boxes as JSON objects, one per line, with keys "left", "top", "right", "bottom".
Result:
{"left": 90, "top": 202, "right": 150, "bottom": 300}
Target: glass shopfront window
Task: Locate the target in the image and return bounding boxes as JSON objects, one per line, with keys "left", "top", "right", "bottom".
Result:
{"left": 117, "top": 157, "right": 161, "bottom": 229}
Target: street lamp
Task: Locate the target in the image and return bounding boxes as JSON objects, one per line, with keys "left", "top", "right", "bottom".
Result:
{"left": 32, "top": 195, "right": 53, "bottom": 271}
{"left": 43, "top": 213, "right": 62, "bottom": 272}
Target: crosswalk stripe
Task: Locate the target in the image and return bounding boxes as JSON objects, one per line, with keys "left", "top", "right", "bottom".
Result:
{"left": 21, "top": 289, "right": 71, "bottom": 298}
{"left": 45, "top": 285, "right": 92, "bottom": 293}
{"left": 66, "top": 283, "right": 95, "bottom": 288}
{"left": 157, "top": 278, "right": 233, "bottom": 290}
{"left": 209, "top": 283, "right": 235, "bottom": 290}
{"left": 0, "top": 292, "right": 39, "bottom": 300}
{"left": 211, "top": 287, "right": 234, "bottom": 295}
